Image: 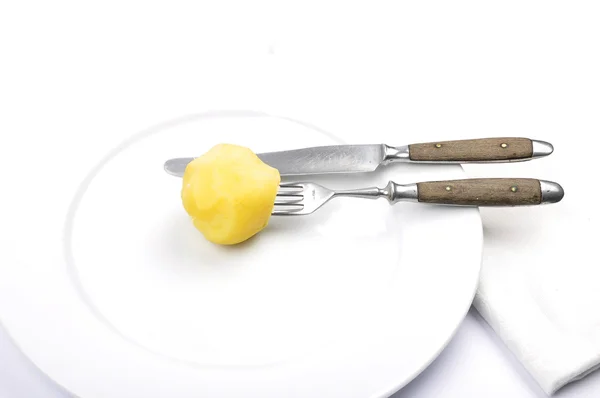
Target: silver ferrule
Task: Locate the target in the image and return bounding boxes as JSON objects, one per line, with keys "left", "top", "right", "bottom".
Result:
{"left": 532, "top": 140, "right": 554, "bottom": 159}
{"left": 540, "top": 180, "right": 564, "bottom": 204}
{"left": 387, "top": 181, "right": 419, "bottom": 204}
{"left": 382, "top": 144, "right": 411, "bottom": 163}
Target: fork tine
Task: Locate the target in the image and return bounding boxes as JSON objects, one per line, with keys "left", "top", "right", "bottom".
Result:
{"left": 275, "top": 193, "right": 303, "bottom": 203}
{"left": 278, "top": 182, "right": 304, "bottom": 190}
{"left": 272, "top": 206, "right": 304, "bottom": 216}
{"left": 275, "top": 201, "right": 303, "bottom": 207}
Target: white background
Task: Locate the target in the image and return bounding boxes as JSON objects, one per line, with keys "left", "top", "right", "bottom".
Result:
{"left": 1, "top": 1, "right": 599, "bottom": 397}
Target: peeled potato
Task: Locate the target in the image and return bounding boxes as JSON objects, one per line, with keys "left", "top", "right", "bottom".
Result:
{"left": 181, "top": 144, "right": 281, "bottom": 245}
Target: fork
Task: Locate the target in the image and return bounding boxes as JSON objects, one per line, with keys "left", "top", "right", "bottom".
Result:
{"left": 273, "top": 178, "right": 564, "bottom": 215}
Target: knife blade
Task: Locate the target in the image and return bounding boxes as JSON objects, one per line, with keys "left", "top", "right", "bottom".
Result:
{"left": 165, "top": 144, "right": 389, "bottom": 177}
{"left": 164, "top": 138, "right": 554, "bottom": 177}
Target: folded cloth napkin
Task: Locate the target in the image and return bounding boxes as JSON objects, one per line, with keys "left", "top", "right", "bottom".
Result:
{"left": 466, "top": 150, "right": 600, "bottom": 395}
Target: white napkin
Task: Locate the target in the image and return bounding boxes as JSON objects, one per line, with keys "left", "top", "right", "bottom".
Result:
{"left": 465, "top": 140, "right": 600, "bottom": 395}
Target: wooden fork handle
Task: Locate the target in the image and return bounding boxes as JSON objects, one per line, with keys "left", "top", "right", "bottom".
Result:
{"left": 415, "top": 178, "right": 563, "bottom": 206}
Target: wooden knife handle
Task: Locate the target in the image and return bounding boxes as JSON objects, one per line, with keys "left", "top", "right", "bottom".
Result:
{"left": 408, "top": 138, "right": 551, "bottom": 162}
{"left": 416, "top": 178, "right": 564, "bottom": 206}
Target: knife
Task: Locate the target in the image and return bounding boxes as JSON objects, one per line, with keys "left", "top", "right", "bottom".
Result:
{"left": 164, "top": 137, "right": 553, "bottom": 177}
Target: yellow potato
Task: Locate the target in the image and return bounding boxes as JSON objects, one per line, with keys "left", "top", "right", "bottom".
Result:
{"left": 181, "top": 144, "right": 281, "bottom": 245}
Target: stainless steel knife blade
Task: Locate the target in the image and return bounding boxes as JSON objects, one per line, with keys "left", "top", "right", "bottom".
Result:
{"left": 164, "top": 144, "right": 389, "bottom": 177}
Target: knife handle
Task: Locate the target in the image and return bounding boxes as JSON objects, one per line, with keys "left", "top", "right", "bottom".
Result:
{"left": 399, "top": 138, "right": 553, "bottom": 163}
{"left": 406, "top": 178, "right": 563, "bottom": 206}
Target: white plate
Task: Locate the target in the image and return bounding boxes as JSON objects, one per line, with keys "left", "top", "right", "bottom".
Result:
{"left": 0, "top": 111, "right": 482, "bottom": 398}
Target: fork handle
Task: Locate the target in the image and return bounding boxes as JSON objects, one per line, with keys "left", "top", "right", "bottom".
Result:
{"left": 403, "top": 178, "right": 563, "bottom": 206}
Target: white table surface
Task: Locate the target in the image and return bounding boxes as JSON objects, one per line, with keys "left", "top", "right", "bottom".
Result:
{"left": 1, "top": 1, "right": 599, "bottom": 397}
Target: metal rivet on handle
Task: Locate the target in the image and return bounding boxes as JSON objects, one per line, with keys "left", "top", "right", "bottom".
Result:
{"left": 510, "top": 186, "right": 518, "bottom": 192}
{"left": 435, "top": 144, "right": 442, "bottom": 148}
{"left": 445, "top": 186, "right": 452, "bottom": 191}
{"left": 501, "top": 143, "right": 508, "bottom": 148}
